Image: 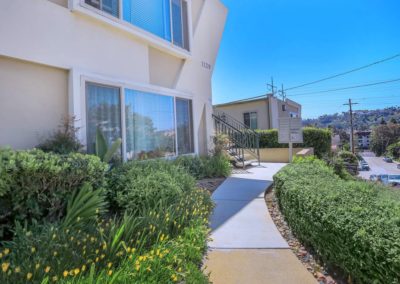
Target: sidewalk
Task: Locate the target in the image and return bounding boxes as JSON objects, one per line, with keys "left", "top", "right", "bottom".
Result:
{"left": 204, "top": 163, "right": 317, "bottom": 284}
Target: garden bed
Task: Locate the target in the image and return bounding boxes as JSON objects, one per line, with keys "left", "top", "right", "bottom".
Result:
{"left": 0, "top": 149, "right": 232, "bottom": 283}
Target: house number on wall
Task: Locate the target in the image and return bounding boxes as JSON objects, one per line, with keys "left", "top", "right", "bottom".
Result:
{"left": 202, "top": 61, "right": 212, "bottom": 70}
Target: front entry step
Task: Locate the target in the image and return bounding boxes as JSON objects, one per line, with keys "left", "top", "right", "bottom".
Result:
{"left": 233, "top": 159, "right": 255, "bottom": 169}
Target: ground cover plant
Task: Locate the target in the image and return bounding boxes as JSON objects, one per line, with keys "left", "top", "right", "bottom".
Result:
{"left": 0, "top": 148, "right": 216, "bottom": 283}
{"left": 274, "top": 158, "right": 400, "bottom": 283}
{"left": 173, "top": 155, "right": 231, "bottom": 179}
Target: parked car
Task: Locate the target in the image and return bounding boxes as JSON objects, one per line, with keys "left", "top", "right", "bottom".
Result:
{"left": 383, "top": 157, "right": 393, "bottom": 163}
{"left": 361, "top": 164, "right": 370, "bottom": 171}
{"left": 388, "top": 175, "right": 400, "bottom": 186}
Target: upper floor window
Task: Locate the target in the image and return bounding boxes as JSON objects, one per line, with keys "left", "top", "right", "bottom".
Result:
{"left": 243, "top": 112, "right": 257, "bottom": 130}
{"left": 85, "top": 0, "right": 119, "bottom": 17}
{"left": 85, "top": 0, "right": 190, "bottom": 51}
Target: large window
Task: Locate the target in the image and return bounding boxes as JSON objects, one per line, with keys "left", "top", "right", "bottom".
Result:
{"left": 85, "top": 0, "right": 189, "bottom": 50}
{"left": 176, "top": 98, "right": 194, "bottom": 154}
{"left": 86, "top": 82, "right": 122, "bottom": 154}
{"left": 243, "top": 112, "right": 258, "bottom": 130}
{"left": 125, "top": 89, "right": 176, "bottom": 160}
{"left": 85, "top": 82, "right": 194, "bottom": 160}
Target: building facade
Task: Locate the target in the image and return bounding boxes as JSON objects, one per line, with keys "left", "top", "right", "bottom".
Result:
{"left": 0, "top": 0, "right": 227, "bottom": 160}
{"left": 213, "top": 95, "right": 302, "bottom": 130}
{"left": 356, "top": 130, "right": 371, "bottom": 150}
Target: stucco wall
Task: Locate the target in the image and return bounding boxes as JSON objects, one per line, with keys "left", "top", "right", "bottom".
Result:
{"left": 0, "top": 56, "right": 68, "bottom": 149}
{"left": 259, "top": 148, "right": 313, "bottom": 163}
{"left": 0, "top": 0, "right": 227, "bottom": 154}
{"left": 214, "top": 100, "right": 270, "bottom": 129}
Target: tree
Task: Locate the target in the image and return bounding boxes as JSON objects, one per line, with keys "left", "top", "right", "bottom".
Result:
{"left": 380, "top": 118, "right": 387, "bottom": 125}
{"left": 370, "top": 124, "right": 400, "bottom": 156}
{"left": 390, "top": 118, "right": 398, "bottom": 124}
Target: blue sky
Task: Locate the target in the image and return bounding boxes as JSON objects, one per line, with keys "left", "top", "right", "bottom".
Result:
{"left": 212, "top": 0, "right": 400, "bottom": 118}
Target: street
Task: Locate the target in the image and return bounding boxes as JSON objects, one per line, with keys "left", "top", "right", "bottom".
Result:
{"left": 358, "top": 151, "right": 400, "bottom": 180}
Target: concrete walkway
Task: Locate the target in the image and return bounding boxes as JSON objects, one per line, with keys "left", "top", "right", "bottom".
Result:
{"left": 204, "top": 163, "right": 317, "bottom": 284}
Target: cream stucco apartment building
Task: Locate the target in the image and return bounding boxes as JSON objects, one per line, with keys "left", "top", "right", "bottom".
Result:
{"left": 0, "top": 0, "right": 227, "bottom": 160}
{"left": 214, "top": 95, "right": 302, "bottom": 130}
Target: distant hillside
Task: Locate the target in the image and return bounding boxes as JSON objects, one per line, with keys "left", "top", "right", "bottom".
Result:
{"left": 303, "top": 107, "right": 400, "bottom": 130}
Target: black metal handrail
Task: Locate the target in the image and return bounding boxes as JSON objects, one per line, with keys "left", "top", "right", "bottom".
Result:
{"left": 212, "top": 112, "right": 260, "bottom": 168}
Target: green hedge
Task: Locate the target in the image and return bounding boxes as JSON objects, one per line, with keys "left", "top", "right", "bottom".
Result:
{"left": 0, "top": 148, "right": 107, "bottom": 238}
{"left": 257, "top": 127, "right": 331, "bottom": 157}
{"left": 274, "top": 159, "right": 400, "bottom": 283}
{"left": 387, "top": 141, "right": 400, "bottom": 160}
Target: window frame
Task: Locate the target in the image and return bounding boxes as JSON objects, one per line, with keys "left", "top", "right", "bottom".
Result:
{"left": 243, "top": 111, "right": 258, "bottom": 130}
{"left": 80, "top": 75, "right": 195, "bottom": 162}
{"left": 76, "top": 0, "right": 192, "bottom": 53}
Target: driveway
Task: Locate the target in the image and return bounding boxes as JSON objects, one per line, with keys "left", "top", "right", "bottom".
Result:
{"left": 359, "top": 151, "right": 400, "bottom": 180}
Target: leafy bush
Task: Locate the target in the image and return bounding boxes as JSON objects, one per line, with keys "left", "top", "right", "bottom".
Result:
{"left": 274, "top": 160, "right": 400, "bottom": 283}
{"left": 0, "top": 148, "right": 107, "bottom": 238}
{"left": 387, "top": 141, "right": 400, "bottom": 160}
{"left": 0, "top": 186, "right": 212, "bottom": 283}
{"left": 37, "top": 116, "right": 83, "bottom": 154}
{"left": 106, "top": 160, "right": 196, "bottom": 214}
{"left": 257, "top": 127, "right": 332, "bottom": 157}
{"left": 173, "top": 155, "right": 231, "bottom": 179}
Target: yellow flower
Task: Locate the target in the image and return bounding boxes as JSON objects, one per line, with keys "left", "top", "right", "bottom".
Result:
{"left": 74, "top": 268, "right": 80, "bottom": 275}
{"left": 95, "top": 257, "right": 99, "bottom": 262}
{"left": 171, "top": 274, "right": 178, "bottom": 282}
{"left": 63, "top": 270, "right": 68, "bottom": 277}
{"left": 35, "top": 263, "right": 40, "bottom": 270}
{"left": 178, "top": 267, "right": 182, "bottom": 272}
{"left": 15, "top": 266, "right": 21, "bottom": 273}
{"left": 95, "top": 249, "right": 99, "bottom": 254}
{"left": 102, "top": 243, "right": 107, "bottom": 250}
{"left": 135, "top": 265, "right": 140, "bottom": 271}
{"left": 107, "top": 262, "right": 112, "bottom": 268}
{"left": 31, "top": 247, "right": 36, "bottom": 253}
{"left": 3, "top": 249, "right": 9, "bottom": 255}
{"left": 2, "top": 262, "right": 10, "bottom": 272}
{"left": 100, "top": 254, "right": 105, "bottom": 259}
{"left": 108, "top": 270, "right": 113, "bottom": 276}
{"left": 27, "top": 272, "right": 33, "bottom": 280}
{"left": 52, "top": 276, "right": 58, "bottom": 282}
{"left": 52, "top": 234, "right": 56, "bottom": 239}
{"left": 70, "top": 236, "right": 74, "bottom": 241}
{"left": 53, "top": 251, "right": 58, "bottom": 257}
{"left": 45, "top": 266, "right": 51, "bottom": 273}
{"left": 81, "top": 264, "right": 86, "bottom": 272}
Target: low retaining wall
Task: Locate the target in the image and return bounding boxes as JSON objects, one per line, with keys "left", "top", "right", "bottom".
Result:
{"left": 259, "top": 148, "right": 314, "bottom": 163}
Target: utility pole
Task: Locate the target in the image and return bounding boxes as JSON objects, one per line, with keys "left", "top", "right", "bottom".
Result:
{"left": 344, "top": 99, "right": 359, "bottom": 154}
{"left": 267, "top": 77, "right": 278, "bottom": 96}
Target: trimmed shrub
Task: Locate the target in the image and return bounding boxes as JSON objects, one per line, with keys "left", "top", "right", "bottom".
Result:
{"left": 173, "top": 155, "right": 232, "bottom": 179}
{"left": 0, "top": 148, "right": 107, "bottom": 238}
{"left": 274, "top": 160, "right": 400, "bottom": 283}
{"left": 106, "top": 160, "right": 196, "bottom": 214}
{"left": 257, "top": 127, "right": 332, "bottom": 157}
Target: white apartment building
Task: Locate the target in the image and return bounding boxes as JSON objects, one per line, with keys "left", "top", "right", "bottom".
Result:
{"left": 0, "top": 0, "right": 227, "bottom": 160}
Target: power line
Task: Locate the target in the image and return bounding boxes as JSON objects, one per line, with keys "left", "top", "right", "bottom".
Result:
{"left": 288, "top": 78, "right": 400, "bottom": 97}
{"left": 285, "top": 53, "right": 400, "bottom": 91}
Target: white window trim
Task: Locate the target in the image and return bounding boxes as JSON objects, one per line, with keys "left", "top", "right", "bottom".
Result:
{"left": 69, "top": 0, "right": 192, "bottom": 59}
{"left": 71, "top": 69, "right": 196, "bottom": 161}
